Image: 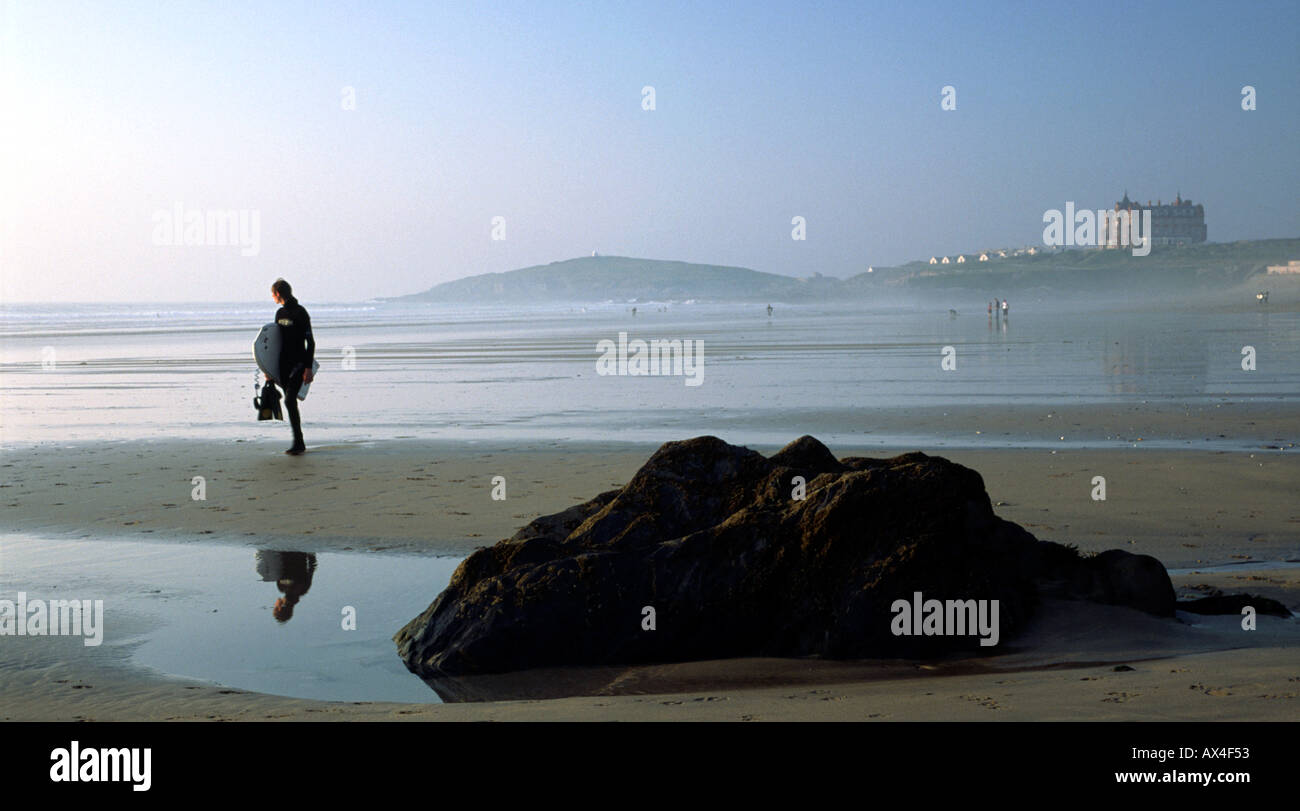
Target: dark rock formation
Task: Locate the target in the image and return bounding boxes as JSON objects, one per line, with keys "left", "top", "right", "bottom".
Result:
{"left": 395, "top": 436, "right": 1180, "bottom": 677}
{"left": 1052, "top": 549, "right": 1176, "bottom": 617}
{"left": 1177, "top": 594, "right": 1292, "bottom": 618}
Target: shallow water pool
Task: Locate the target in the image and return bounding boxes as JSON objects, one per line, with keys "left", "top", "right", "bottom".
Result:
{"left": 0, "top": 535, "right": 462, "bottom": 703}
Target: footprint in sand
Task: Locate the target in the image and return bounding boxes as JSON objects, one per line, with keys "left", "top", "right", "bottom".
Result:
{"left": 958, "top": 694, "right": 1003, "bottom": 710}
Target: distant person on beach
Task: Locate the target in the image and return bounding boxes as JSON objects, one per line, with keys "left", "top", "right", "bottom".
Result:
{"left": 1001, "top": 299, "right": 1009, "bottom": 317}
{"left": 767, "top": 304, "right": 773, "bottom": 317}
{"left": 987, "top": 301, "right": 992, "bottom": 316}
{"left": 269, "top": 278, "right": 315, "bottom": 455}
{"left": 255, "top": 550, "right": 317, "bottom": 623}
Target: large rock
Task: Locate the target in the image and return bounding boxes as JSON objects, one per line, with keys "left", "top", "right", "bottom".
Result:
{"left": 1046, "top": 549, "right": 1176, "bottom": 617}
{"left": 395, "top": 436, "right": 1177, "bottom": 677}
{"left": 1177, "top": 593, "right": 1292, "bottom": 618}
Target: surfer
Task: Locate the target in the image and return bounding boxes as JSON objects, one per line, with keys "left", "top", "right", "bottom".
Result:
{"left": 255, "top": 550, "right": 317, "bottom": 623}
{"left": 269, "top": 279, "right": 315, "bottom": 455}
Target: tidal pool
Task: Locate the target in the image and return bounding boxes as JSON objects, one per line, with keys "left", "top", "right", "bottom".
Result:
{"left": 0, "top": 535, "right": 462, "bottom": 703}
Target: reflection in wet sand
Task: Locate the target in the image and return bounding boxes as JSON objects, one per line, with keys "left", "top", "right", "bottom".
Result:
{"left": 255, "top": 550, "right": 317, "bottom": 623}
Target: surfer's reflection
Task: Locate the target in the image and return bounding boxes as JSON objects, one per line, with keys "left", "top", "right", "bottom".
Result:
{"left": 254, "top": 550, "right": 317, "bottom": 623}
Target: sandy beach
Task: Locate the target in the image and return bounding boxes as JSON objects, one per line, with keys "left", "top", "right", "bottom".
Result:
{"left": 3, "top": 292, "right": 1297, "bottom": 723}
{"left": 2, "top": 419, "right": 1297, "bottom": 721}
{"left": 2, "top": 627, "right": 1297, "bottom": 722}
{"left": 4, "top": 396, "right": 1296, "bottom": 563}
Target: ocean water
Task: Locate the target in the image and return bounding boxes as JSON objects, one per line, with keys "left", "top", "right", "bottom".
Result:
{"left": 2, "top": 299, "right": 1298, "bottom": 447}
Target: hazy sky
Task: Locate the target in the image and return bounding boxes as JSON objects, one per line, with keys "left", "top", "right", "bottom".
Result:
{"left": 2, "top": 0, "right": 1297, "bottom": 302}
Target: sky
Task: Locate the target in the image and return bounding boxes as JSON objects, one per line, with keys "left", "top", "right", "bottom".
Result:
{"left": 1, "top": 0, "right": 1297, "bottom": 302}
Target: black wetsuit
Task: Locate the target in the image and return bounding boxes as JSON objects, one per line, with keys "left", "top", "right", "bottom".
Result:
{"left": 255, "top": 550, "right": 317, "bottom": 621}
{"left": 255, "top": 550, "right": 317, "bottom": 597}
{"left": 274, "top": 296, "right": 315, "bottom": 448}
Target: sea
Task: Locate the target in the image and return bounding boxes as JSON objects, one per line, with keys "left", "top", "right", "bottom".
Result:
{"left": 2, "top": 298, "right": 1298, "bottom": 448}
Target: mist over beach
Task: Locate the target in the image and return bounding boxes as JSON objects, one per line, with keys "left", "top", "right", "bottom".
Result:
{"left": 4, "top": 295, "right": 1297, "bottom": 447}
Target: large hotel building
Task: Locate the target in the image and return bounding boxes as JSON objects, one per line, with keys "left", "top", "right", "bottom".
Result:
{"left": 1101, "top": 191, "right": 1207, "bottom": 247}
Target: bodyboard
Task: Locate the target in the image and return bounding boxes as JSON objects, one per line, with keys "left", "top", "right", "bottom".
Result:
{"left": 253, "top": 323, "right": 320, "bottom": 400}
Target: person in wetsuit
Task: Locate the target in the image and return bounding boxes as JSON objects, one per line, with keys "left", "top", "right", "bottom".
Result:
{"left": 255, "top": 550, "right": 317, "bottom": 623}
{"left": 269, "top": 278, "right": 315, "bottom": 455}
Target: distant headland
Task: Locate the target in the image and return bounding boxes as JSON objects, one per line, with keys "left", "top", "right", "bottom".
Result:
{"left": 386, "top": 238, "right": 1300, "bottom": 304}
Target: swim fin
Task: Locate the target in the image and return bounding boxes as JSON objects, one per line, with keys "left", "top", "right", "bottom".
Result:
{"left": 255, "top": 380, "right": 283, "bottom": 421}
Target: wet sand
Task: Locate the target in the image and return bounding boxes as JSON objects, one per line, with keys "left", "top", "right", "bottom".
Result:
{"left": 2, "top": 408, "right": 1296, "bottom": 566}
{"left": 1, "top": 421, "right": 1297, "bottom": 721}
{"left": 2, "top": 602, "right": 1296, "bottom": 721}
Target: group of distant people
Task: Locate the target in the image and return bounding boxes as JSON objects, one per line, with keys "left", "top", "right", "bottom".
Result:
{"left": 988, "top": 298, "right": 1009, "bottom": 318}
